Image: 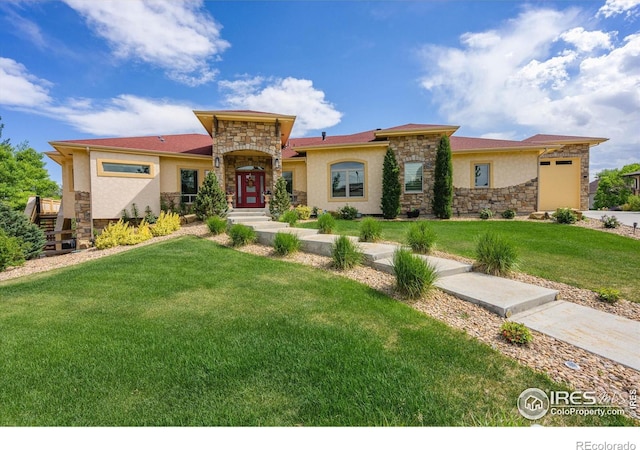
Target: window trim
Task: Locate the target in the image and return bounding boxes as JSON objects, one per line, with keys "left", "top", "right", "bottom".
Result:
{"left": 97, "top": 159, "right": 155, "bottom": 178}
{"left": 404, "top": 162, "right": 424, "bottom": 194}
{"left": 471, "top": 161, "right": 492, "bottom": 188}
{"left": 282, "top": 170, "right": 294, "bottom": 196}
{"left": 328, "top": 159, "right": 367, "bottom": 201}
{"left": 179, "top": 168, "right": 200, "bottom": 204}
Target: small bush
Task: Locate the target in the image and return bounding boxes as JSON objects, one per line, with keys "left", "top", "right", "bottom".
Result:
{"left": 501, "top": 209, "right": 516, "bottom": 219}
{"left": 228, "top": 224, "right": 257, "bottom": 247}
{"left": 94, "top": 220, "right": 153, "bottom": 249}
{"left": 144, "top": 206, "right": 157, "bottom": 224}
{"left": 553, "top": 208, "right": 577, "bottom": 224}
{"left": 406, "top": 221, "right": 437, "bottom": 254}
{"left": 474, "top": 232, "right": 518, "bottom": 276}
{"left": 0, "top": 229, "right": 25, "bottom": 272}
{"left": 331, "top": 235, "right": 363, "bottom": 270}
{"left": 359, "top": 217, "right": 382, "bottom": 242}
{"left": 500, "top": 322, "right": 533, "bottom": 345}
{"left": 622, "top": 194, "right": 640, "bottom": 211}
{"left": 207, "top": 216, "right": 227, "bottom": 235}
{"left": 601, "top": 215, "right": 620, "bottom": 229}
{"left": 317, "top": 213, "right": 336, "bottom": 234}
{"left": 328, "top": 210, "right": 341, "bottom": 219}
{"left": 151, "top": 211, "right": 181, "bottom": 237}
{"left": 273, "top": 232, "right": 301, "bottom": 256}
{"left": 393, "top": 248, "right": 438, "bottom": 299}
{"left": 479, "top": 208, "right": 493, "bottom": 220}
{"left": 0, "top": 202, "right": 45, "bottom": 260}
{"left": 295, "top": 205, "right": 312, "bottom": 220}
{"left": 280, "top": 209, "right": 299, "bottom": 227}
{"left": 595, "top": 287, "right": 620, "bottom": 304}
{"left": 339, "top": 205, "right": 359, "bottom": 220}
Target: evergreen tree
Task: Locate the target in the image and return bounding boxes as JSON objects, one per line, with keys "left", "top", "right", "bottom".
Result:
{"left": 193, "top": 172, "right": 228, "bottom": 219}
{"left": 270, "top": 176, "right": 291, "bottom": 219}
{"left": 433, "top": 135, "right": 453, "bottom": 219}
{"left": 381, "top": 148, "right": 401, "bottom": 219}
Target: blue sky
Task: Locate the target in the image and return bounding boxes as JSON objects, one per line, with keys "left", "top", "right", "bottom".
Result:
{"left": 1, "top": 0, "right": 639, "bottom": 186}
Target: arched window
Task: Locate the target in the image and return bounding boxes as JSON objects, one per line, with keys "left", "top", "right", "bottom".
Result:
{"left": 330, "top": 161, "right": 364, "bottom": 198}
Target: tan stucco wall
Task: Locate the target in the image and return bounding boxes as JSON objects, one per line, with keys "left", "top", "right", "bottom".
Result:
{"left": 282, "top": 159, "right": 307, "bottom": 193}
{"left": 90, "top": 151, "right": 160, "bottom": 219}
{"left": 159, "top": 157, "right": 213, "bottom": 192}
{"left": 73, "top": 150, "right": 91, "bottom": 192}
{"left": 61, "top": 158, "right": 75, "bottom": 219}
{"left": 305, "top": 147, "right": 386, "bottom": 214}
{"left": 452, "top": 151, "right": 539, "bottom": 189}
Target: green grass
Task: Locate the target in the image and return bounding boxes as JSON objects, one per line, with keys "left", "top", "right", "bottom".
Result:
{"left": 300, "top": 219, "right": 640, "bottom": 302}
{"left": 0, "top": 237, "right": 633, "bottom": 426}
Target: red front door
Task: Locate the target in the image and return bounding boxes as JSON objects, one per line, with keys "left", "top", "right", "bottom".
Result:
{"left": 236, "top": 171, "right": 265, "bottom": 208}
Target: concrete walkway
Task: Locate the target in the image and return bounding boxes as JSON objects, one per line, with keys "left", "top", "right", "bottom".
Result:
{"left": 229, "top": 210, "right": 640, "bottom": 372}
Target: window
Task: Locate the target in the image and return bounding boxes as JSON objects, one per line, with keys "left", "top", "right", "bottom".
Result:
{"left": 181, "top": 169, "right": 198, "bottom": 203}
{"left": 474, "top": 163, "right": 490, "bottom": 188}
{"left": 404, "top": 162, "right": 423, "bottom": 193}
{"left": 98, "top": 159, "right": 154, "bottom": 178}
{"left": 282, "top": 171, "right": 293, "bottom": 196}
{"left": 331, "top": 162, "right": 364, "bottom": 198}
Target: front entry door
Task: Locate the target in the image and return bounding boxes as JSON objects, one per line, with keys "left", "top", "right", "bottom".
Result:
{"left": 236, "top": 171, "right": 265, "bottom": 208}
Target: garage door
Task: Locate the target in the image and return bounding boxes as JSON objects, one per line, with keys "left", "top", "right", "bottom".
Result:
{"left": 538, "top": 158, "right": 580, "bottom": 211}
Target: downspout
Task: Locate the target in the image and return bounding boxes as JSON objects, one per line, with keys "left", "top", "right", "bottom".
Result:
{"left": 537, "top": 147, "right": 550, "bottom": 212}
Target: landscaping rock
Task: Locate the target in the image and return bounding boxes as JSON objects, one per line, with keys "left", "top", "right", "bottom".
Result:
{"left": 529, "top": 211, "right": 549, "bottom": 220}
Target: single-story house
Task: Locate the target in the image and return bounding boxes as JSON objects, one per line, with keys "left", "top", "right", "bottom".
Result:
{"left": 47, "top": 109, "right": 607, "bottom": 246}
{"left": 622, "top": 171, "right": 640, "bottom": 196}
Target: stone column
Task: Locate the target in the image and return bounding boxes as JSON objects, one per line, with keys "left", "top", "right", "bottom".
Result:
{"left": 74, "top": 191, "right": 92, "bottom": 249}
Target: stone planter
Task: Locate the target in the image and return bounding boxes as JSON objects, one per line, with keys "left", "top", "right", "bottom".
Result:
{"left": 226, "top": 194, "right": 234, "bottom": 210}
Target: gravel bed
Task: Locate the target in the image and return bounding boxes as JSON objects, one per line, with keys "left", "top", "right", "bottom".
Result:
{"left": 2, "top": 223, "right": 638, "bottom": 419}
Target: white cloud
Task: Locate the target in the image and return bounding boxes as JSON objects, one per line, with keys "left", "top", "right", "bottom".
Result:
{"left": 0, "top": 57, "right": 52, "bottom": 107}
{"left": 63, "top": 0, "right": 230, "bottom": 86}
{"left": 418, "top": 6, "right": 640, "bottom": 176}
{"left": 219, "top": 76, "right": 343, "bottom": 136}
{"left": 560, "top": 27, "right": 615, "bottom": 53}
{"left": 52, "top": 95, "right": 203, "bottom": 136}
{"left": 598, "top": 0, "right": 640, "bottom": 18}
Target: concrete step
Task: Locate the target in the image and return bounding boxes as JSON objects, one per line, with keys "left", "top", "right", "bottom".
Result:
{"left": 227, "top": 209, "right": 269, "bottom": 217}
{"left": 374, "top": 254, "right": 472, "bottom": 278}
{"left": 228, "top": 215, "right": 271, "bottom": 224}
{"left": 255, "top": 228, "right": 319, "bottom": 246}
{"left": 297, "top": 234, "right": 400, "bottom": 263}
{"left": 245, "top": 221, "right": 289, "bottom": 230}
{"left": 511, "top": 301, "right": 640, "bottom": 371}
{"left": 434, "top": 272, "right": 558, "bottom": 317}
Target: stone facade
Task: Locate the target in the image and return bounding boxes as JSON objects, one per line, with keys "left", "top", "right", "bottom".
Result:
{"left": 453, "top": 178, "right": 539, "bottom": 215}
{"left": 213, "top": 120, "right": 283, "bottom": 194}
{"left": 292, "top": 189, "right": 307, "bottom": 207}
{"left": 160, "top": 192, "right": 181, "bottom": 211}
{"left": 390, "top": 135, "right": 441, "bottom": 214}
{"left": 540, "top": 143, "right": 590, "bottom": 210}
{"left": 74, "top": 191, "right": 92, "bottom": 248}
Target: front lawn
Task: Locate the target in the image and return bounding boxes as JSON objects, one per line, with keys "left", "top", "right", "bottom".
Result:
{"left": 299, "top": 219, "right": 640, "bottom": 302}
{"left": 0, "top": 237, "right": 632, "bottom": 426}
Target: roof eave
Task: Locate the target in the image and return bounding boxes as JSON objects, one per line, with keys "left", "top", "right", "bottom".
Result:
{"left": 193, "top": 110, "right": 297, "bottom": 143}
{"left": 452, "top": 144, "right": 561, "bottom": 154}
{"left": 48, "top": 141, "right": 212, "bottom": 159}
{"left": 291, "top": 141, "right": 389, "bottom": 152}
{"left": 374, "top": 126, "right": 460, "bottom": 138}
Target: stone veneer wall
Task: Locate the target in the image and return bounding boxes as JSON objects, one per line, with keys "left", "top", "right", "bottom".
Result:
{"left": 160, "top": 192, "right": 181, "bottom": 211}
{"left": 390, "top": 135, "right": 441, "bottom": 214}
{"left": 540, "top": 143, "right": 590, "bottom": 211}
{"left": 74, "top": 191, "right": 92, "bottom": 248}
{"left": 292, "top": 189, "right": 307, "bottom": 207}
{"left": 213, "top": 120, "right": 282, "bottom": 193}
{"left": 453, "top": 178, "right": 538, "bottom": 214}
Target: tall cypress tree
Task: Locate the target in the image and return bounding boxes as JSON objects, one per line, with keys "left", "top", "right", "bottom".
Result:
{"left": 381, "top": 147, "right": 401, "bottom": 219}
{"left": 433, "top": 135, "right": 453, "bottom": 219}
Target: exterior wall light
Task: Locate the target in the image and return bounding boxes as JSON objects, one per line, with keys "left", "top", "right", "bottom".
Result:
{"left": 275, "top": 158, "right": 280, "bottom": 169}
{"left": 215, "top": 156, "right": 220, "bottom": 168}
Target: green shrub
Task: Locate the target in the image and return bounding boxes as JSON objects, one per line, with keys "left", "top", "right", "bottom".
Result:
{"left": 501, "top": 209, "right": 516, "bottom": 219}
{"left": 601, "top": 215, "right": 620, "bottom": 229}
{"left": 144, "top": 205, "right": 158, "bottom": 224}
{"left": 595, "top": 287, "right": 620, "bottom": 304}
{"left": 359, "top": 217, "right": 382, "bottom": 242}
{"left": 194, "top": 172, "right": 228, "bottom": 219}
{"left": 339, "top": 205, "right": 359, "bottom": 220}
{"left": 328, "top": 210, "right": 341, "bottom": 219}
{"left": 280, "top": 209, "right": 299, "bottom": 226}
{"left": 381, "top": 147, "right": 401, "bottom": 219}
{"left": 392, "top": 248, "right": 438, "bottom": 299}
{"left": 228, "top": 224, "right": 257, "bottom": 247}
{"left": 0, "top": 201, "right": 45, "bottom": 260}
{"left": 295, "top": 205, "right": 312, "bottom": 220}
{"left": 406, "top": 221, "right": 437, "bottom": 254}
{"left": 553, "top": 208, "right": 577, "bottom": 224}
{"left": 474, "top": 232, "right": 518, "bottom": 276}
{"left": 331, "top": 235, "right": 363, "bottom": 270}
{"left": 479, "top": 208, "right": 493, "bottom": 220}
{"left": 273, "top": 232, "right": 301, "bottom": 256}
{"left": 622, "top": 194, "right": 640, "bottom": 211}
{"left": 317, "top": 213, "right": 336, "bottom": 234}
{"left": 500, "top": 321, "right": 533, "bottom": 345}
{"left": 207, "top": 216, "right": 227, "bottom": 235}
{"left": 269, "top": 177, "right": 291, "bottom": 220}
{"left": 151, "top": 211, "right": 181, "bottom": 237}
{"left": 0, "top": 229, "right": 25, "bottom": 272}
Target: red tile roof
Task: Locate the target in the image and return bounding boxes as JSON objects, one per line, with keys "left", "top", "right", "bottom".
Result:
{"left": 56, "top": 134, "right": 213, "bottom": 156}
